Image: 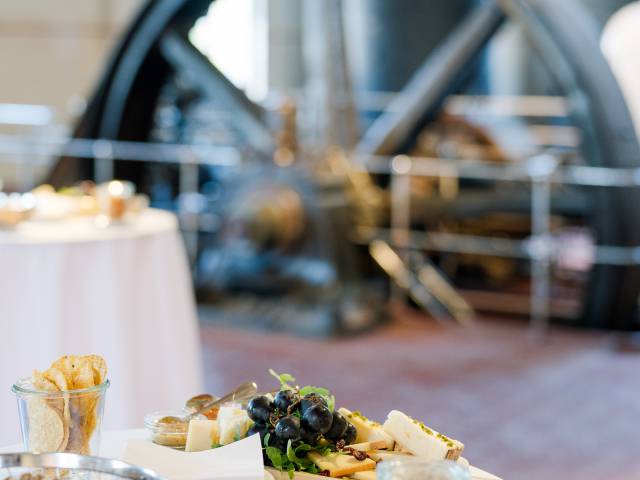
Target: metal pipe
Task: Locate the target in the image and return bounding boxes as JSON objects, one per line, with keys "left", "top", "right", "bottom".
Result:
{"left": 528, "top": 155, "right": 556, "bottom": 337}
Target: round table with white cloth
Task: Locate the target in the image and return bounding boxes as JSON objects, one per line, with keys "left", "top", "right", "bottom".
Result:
{"left": 0, "top": 209, "right": 204, "bottom": 445}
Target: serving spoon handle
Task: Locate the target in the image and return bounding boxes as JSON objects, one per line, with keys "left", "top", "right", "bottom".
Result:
{"left": 185, "top": 380, "right": 258, "bottom": 421}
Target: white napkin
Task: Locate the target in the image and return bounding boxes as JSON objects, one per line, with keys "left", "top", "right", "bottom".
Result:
{"left": 122, "top": 433, "right": 265, "bottom": 480}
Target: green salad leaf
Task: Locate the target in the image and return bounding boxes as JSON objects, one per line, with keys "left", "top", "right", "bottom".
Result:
{"left": 299, "top": 385, "right": 335, "bottom": 411}
{"left": 287, "top": 440, "right": 318, "bottom": 468}
{"left": 269, "top": 369, "right": 296, "bottom": 389}
{"left": 262, "top": 434, "right": 325, "bottom": 477}
{"left": 266, "top": 447, "right": 284, "bottom": 469}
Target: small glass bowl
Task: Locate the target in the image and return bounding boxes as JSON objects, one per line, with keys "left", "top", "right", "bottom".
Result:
{"left": 144, "top": 411, "right": 205, "bottom": 450}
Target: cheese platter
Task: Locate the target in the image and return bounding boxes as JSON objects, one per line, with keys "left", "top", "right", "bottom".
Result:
{"left": 137, "top": 369, "right": 502, "bottom": 480}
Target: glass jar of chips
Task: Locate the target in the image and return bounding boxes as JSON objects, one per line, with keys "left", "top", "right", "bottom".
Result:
{"left": 12, "top": 356, "right": 109, "bottom": 456}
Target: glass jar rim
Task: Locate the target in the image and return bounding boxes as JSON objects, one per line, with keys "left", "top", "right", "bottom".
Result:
{"left": 377, "top": 458, "right": 435, "bottom": 467}
{"left": 377, "top": 458, "right": 470, "bottom": 478}
{"left": 143, "top": 410, "right": 209, "bottom": 433}
{"left": 11, "top": 376, "right": 110, "bottom": 396}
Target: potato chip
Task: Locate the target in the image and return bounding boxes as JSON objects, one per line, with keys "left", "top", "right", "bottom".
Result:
{"left": 32, "top": 369, "right": 69, "bottom": 449}
{"left": 51, "top": 356, "right": 77, "bottom": 386}
{"left": 65, "top": 415, "right": 85, "bottom": 454}
{"left": 32, "top": 370, "right": 58, "bottom": 393}
{"left": 33, "top": 354, "right": 107, "bottom": 455}
{"left": 51, "top": 355, "right": 77, "bottom": 374}
{"left": 59, "top": 418, "right": 70, "bottom": 451}
{"left": 43, "top": 367, "right": 69, "bottom": 392}
{"left": 74, "top": 360, "right": 96, "bottom": 391}
{"left": 67, "top": 400, "right": 88, "bottom": 453}
{"left": 27, "top": 398, "right": 65, "bottom": 452}
{"left": 87, "top": 355, "right": 107, "bottom": 385}
{"left": 33, "top": 370, "right": 62, "bottom": 410}
{"left": 79, "top": 417, "right": 96, "bottom": 454}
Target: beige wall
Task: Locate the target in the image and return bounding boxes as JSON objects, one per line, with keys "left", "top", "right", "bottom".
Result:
{"left": 0, "top": 1, "right": 145, "bottom": 189}
{"left": 0, "top": 0, "right": 145, "bottom": 117}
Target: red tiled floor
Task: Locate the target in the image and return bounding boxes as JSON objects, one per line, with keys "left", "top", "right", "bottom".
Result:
{"left": 199, "top": 307, "right": 640, "bottom": 480}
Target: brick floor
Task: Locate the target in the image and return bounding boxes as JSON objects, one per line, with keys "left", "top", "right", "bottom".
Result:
{"left": 199, "top": 307, "right": 640, "bottom": 480}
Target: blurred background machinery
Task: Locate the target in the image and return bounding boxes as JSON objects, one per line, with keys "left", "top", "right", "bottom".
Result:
{"left": 46, "top": 0, "right": 640, "bottom": 333}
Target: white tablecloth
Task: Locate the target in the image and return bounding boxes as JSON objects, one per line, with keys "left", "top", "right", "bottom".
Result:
{"left": 0, "top": 209, "right": 204, "bottom": 444}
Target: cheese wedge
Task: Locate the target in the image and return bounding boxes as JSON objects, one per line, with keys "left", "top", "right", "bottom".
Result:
{"left": 339, "top": 408, "right": 394, "bottom": 450}
{"left": 307, "top": 452, "right": 376, "bottom": 477}
{"left": 345, "top": 440, "right": 387, "bottom": 452}
{"left": 185, "top": 419, "right": 218, "bottom": 452}
{"left": 351, "top": 471, "right": 377, "bottom": 480}
{"left": 217, "top": 406, "right": 251, "bottom": 445}
{"left": 367, "top": 450, "right": 412, "bottom": 462}
{"left": 382, "top": 410, "right": 463, "bottom": 461}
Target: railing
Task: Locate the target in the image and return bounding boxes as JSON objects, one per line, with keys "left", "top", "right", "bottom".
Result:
{"left": 351, "top": 152, "right": 640, "bottom": 335}
{"left": 2, "top": 105, "right": 640, "bottom": 335}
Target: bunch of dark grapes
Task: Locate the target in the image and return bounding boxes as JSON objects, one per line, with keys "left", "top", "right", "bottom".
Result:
{"left": 246, "top": 390, "right": 357, "bottom": 460}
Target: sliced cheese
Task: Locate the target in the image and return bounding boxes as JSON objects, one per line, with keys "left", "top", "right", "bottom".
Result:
{"left": 393, "top": 442, "right": 410, "bottom": 453}
{"left": 367, "top": 450, "right": 412, "bottom": 462}
{"left": 266, "top": 467, "right": 331, "bottom": 480}
{"left": 339, "top": 408, "right": 394, "bottom": 450}
{"left": 185, "top": 419, "right": 217, "bottom": 452}
{"left": 351, "top": 471, "right": 377, "bottom": 480}
{"left": 217, "top": 406, "right": 251, "bottom": 445}
{"left": 345, "top": 440, "right": 388, "bottom": 452}
{"left": 382, "top": 410, "right": 463, "bottom": 461}
{"left": 308, "top": 452, "right": 376, "bottom": 477}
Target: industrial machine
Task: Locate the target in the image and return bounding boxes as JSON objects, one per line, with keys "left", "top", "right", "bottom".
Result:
{"left": 50, "top": 0, "right": 640, "bottom": 331}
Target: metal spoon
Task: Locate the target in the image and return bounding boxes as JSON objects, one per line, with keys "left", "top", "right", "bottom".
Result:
{"left": 185, "top": 393, "right": 216, "bottom": 412}
{"left": 156, "top": 381, "right": 258, "bottom": 426}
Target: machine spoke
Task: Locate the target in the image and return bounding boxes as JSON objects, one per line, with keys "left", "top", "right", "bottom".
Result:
{"left": 159, "top": 29, "right": 276, "bottom": 157}
{"left": 356, "top": 2, "right": 504, "bottom": 155}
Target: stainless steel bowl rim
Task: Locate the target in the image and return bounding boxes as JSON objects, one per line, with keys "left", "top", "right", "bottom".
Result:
{"left": 0, "top": 452, "right": 165, "bottom": 480}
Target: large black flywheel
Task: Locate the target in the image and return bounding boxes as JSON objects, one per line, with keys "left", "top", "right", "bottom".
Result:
{"left": 503, "top": 0, "right": 640, "bottom": 328}
{"left": 51, "top": 0, "right": 640, "bottom": 330}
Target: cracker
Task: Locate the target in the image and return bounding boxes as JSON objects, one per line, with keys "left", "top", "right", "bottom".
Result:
{"left": 27, "top": 399, "right": 65, "bottom": 452}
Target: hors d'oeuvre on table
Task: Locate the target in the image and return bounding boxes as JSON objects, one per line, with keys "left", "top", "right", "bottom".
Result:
{"left": 181, "top": 370, "right": 467, "bottom": 479}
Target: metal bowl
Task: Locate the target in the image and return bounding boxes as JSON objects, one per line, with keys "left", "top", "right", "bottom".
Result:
{"left": 0, "top": 452, "right": 165, "bottom": 480}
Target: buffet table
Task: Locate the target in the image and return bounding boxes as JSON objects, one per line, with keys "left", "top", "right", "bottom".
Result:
{"left": 0, "top": 209, "right": 204, "bottom": 444}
